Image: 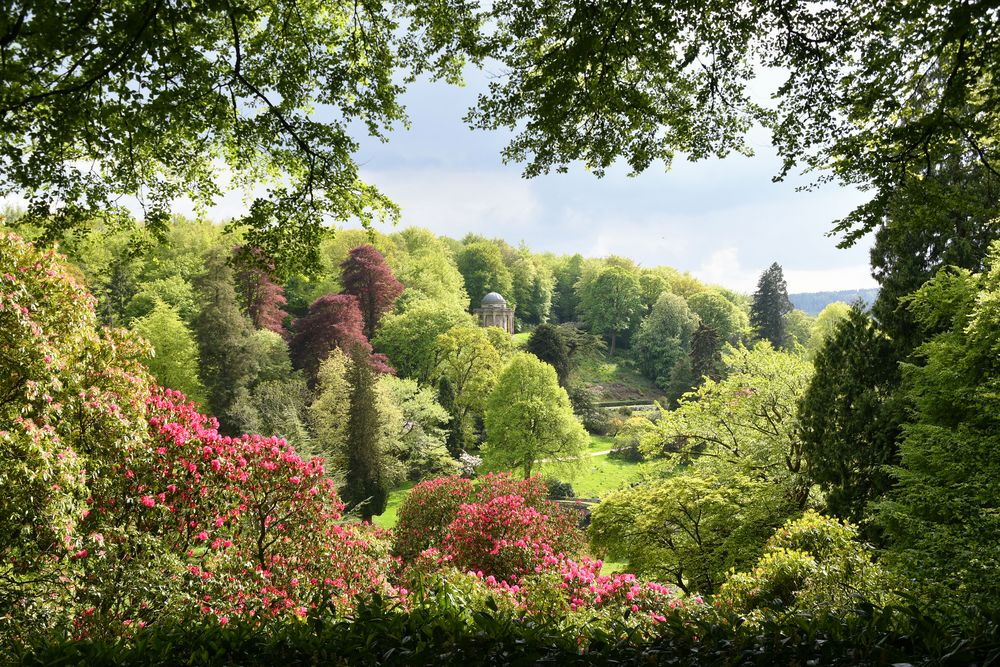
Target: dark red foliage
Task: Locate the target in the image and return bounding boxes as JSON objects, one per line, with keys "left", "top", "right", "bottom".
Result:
{"left": 340, "top": 245, "right": 404, "bottom": 339}
{"left": 289, "top": 294, "right": 393, "bottom": 383}
{"left": 233, "top": 246, "right": 289, "bottom": 336}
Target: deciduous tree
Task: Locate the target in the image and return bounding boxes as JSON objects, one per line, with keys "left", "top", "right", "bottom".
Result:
{"left": 1, "top": 0, "right": 476, "bottom": 273}
{"left": 233, "top": 246, "right": 289, "bottom": 335}
{"left": 877, "top": 249, "right": 1000, "bottom": 612}
{"left": 457, "top": 241, "right": 514, "bottom": 308}
{"left": 131, "top": 300, "right": 206, "bottom": 404}
{"left": 290, "top": 294, "right": 390, "bottom": 385}
{"left": 373, "top": 300, "right": 472, "bottom": 383}
{"left": 633, "top": 292, "right": 699, "bottom": 396}
{"left": 340, "top": 244, "right": 404, "bottom": 339}
{"left": 577, "top": 266, "right": 643, "bottom": 356}
{"left": 482, "top": 352, "right": 587, "bottom": 479}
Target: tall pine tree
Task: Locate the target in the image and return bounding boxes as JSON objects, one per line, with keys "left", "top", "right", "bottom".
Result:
{"left": 193, "top": 253, "right": 260, "bottom": 433}
{"left": 750, "top": 262, "right": 792, "bottom": 349}
{"left": 342, "top": 344, "right": 388, "bottom": 522}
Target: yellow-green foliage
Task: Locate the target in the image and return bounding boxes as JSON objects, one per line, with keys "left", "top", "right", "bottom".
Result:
{"left": 718, "top": 510, "right": 894, "bottom": 624}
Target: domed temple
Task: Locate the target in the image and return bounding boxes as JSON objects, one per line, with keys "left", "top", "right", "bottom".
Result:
{"left": 474, "top": 291, "right": 515, "bottom": 334}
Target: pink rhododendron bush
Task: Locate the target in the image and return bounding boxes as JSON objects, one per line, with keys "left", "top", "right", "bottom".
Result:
{"left": 393, "top": 474, "right": 703, "bottom": 630}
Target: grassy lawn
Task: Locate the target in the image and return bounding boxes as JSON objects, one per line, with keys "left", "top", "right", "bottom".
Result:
{"left": 512, "top": 332, "right": 531, "bottom": 347}
{"left": 573, "top": 349, "right": 662, "bottom": 403}
{"left": 586, "top": 434, "right": 614, "bottom": 453}
{"left": 373, "top": 481, "right": 415, "bottom": 530}
{"left": 540, "top": 453, "right": 644, "bottom": 499}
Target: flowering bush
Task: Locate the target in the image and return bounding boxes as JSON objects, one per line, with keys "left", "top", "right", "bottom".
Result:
{"left": 393, "top": 476, "right": 474, "bottom": 561}
{"left": 441, "top": 494, "right": 578, "bottom": 582}
{"left": 81, "top": 388, "right": 398, "bottom": 627}
{"left": 393, "top": 473, "right": 570, "bottom": 563}
{"left": 394, "top": 472, "right": 695, "bottom": 630}
{"left": 0, "top": 232, "right": 153, "bottom": 634}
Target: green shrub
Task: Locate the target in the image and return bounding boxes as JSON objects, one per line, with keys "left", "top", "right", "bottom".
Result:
{"left": 718, "top": 510, "right": 896, "bottom": 624}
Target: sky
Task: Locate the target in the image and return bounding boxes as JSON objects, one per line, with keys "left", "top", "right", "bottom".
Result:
{"left": 337, "top": 70, "right": 878, "bottom": 294}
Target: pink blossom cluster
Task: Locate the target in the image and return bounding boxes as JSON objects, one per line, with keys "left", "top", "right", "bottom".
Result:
{"left": 75, "top": 387, "right": 394, "bottom": 631}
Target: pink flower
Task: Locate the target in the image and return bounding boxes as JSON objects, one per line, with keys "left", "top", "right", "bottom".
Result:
{"left": 141, "top": 495, "right": 156, "bottom": 508}
{"left": 196, "top": 531, "right": 209, "bottom": 541}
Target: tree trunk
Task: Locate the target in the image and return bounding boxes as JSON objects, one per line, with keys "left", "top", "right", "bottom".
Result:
{"left": 609, "top": 331, "right": 617, "bottom": 357}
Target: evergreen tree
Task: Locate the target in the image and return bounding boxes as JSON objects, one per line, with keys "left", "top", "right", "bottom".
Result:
{"left": 799, "top": 306, "right": 904, "bottom": 530}
{"left": 689, "top": 323, "right": 723, "bottom": 386}
{"left": 750, "top": 262, "right": 792, "bottom": 349}
{"left": 193, "top": 253, "right": 260, "bottom": 433}
{"left": 98, "top": 256, "right": 139, "bottom": 327}
{"left": 340, "top": 244, "right": 404, "bottom": 339}
{"left": 869, "top": 159, "right": 999, "bottom": 355}
{"left": 525, "top": 323, "right": 571, "bottom": 386}
{"left": 437, "top": 375, "right": 464, "bottom": 458}
{"left": 342, "top": 344, "right": 389, "bottom": 523}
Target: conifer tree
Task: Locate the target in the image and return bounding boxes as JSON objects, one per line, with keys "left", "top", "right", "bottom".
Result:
{"left": 342, "top": 344, "right": 388, "bottom": 523}
{"left": 193, "top": 253, "right": 260, "bottom": 432}
{"left": 437, "top": 375, "right": 464, "bottom": 458}
{"left": 799, "top": 305, "right": 904, "bottom": 530}
{"left": 750, "top": 262, "right": 792, "bottom": 349}
{"left": 525, "top": 323, "right": 571, "bottom": 386}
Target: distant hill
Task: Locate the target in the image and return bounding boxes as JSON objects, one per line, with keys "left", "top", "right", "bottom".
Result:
{"left": 789, "top": 288, "right": 879, "bottom": 316}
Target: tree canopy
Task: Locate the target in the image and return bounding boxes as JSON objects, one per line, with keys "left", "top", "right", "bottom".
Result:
{"left": 482, "top": 352, "right": 587, "bottom": 479}
{"left": 5, "top": 0, "right": 999, "bottom": 267}
{"left": 0, "top": 0, "right": 479, "bottom": 273}
{"left": 577, "top": 266, "right": 643, "bottom": 356}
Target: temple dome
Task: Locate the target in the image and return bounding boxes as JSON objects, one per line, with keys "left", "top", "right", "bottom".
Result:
{"left": 481, "top": 291, "right": 507, "bottom": 306}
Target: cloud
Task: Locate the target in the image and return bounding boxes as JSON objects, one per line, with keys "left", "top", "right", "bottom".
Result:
{"left": 360, "top": 169, "right": 541, "bottom": 239}
{"left": 694, "top": 248, "right": 758, "bottom": 291}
